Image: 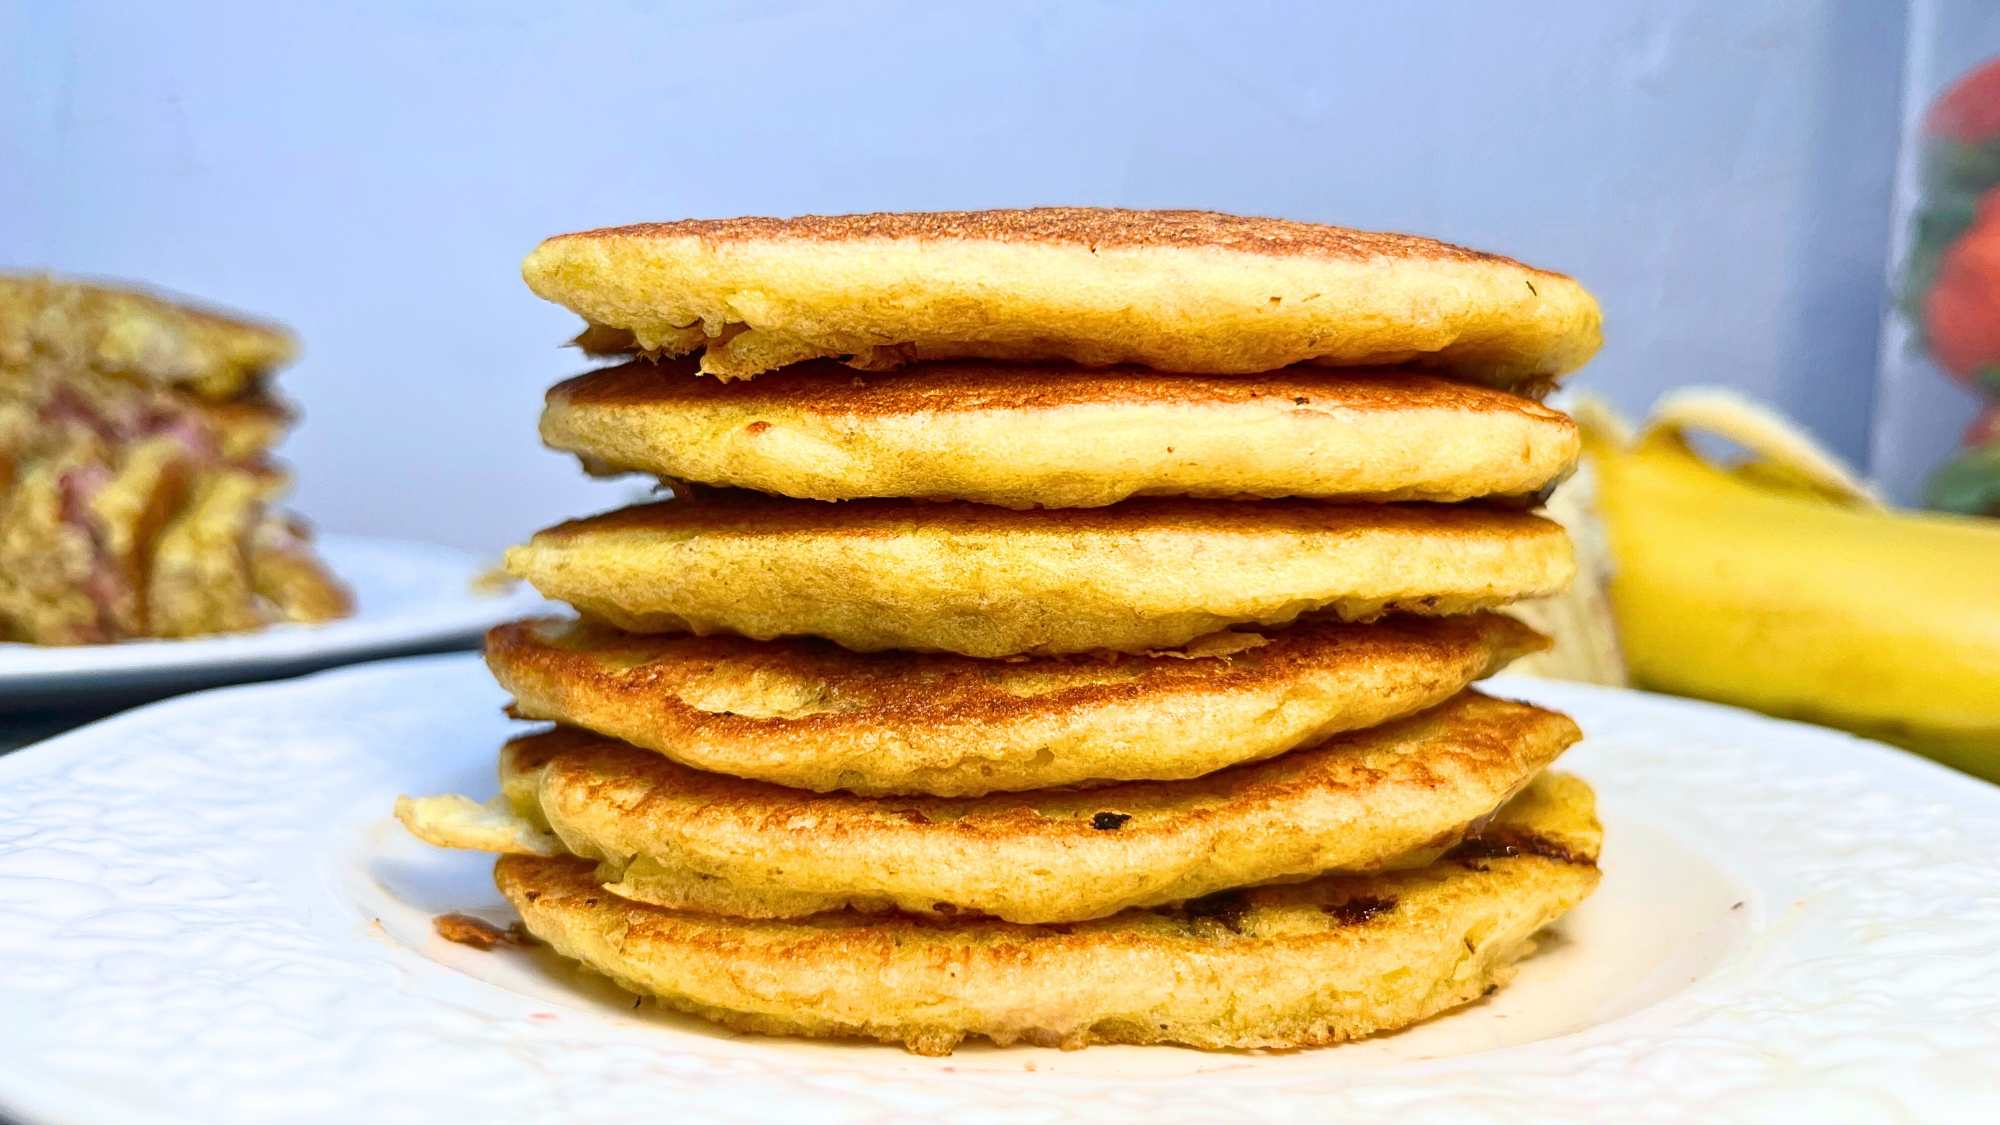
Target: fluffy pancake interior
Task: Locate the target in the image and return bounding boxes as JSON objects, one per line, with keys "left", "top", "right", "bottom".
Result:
{"left": 504, "top": 494, "right": 1576, "bottom": 657}
{"left": 539, "top": 360, "right": 1581, "bottom": 508}
{"left": 521, "top": 208, "right": 1602, "bottom": 383}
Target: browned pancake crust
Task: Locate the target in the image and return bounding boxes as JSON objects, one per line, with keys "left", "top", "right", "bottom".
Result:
{"left": 485, "top": 613, "right": 1547, "bottom": 795}
{"left": 545, "top": 209, "right": 1535, "bottom": 267}
{"left": 492, "top": 771, "right": 1602, "bottom": 1054}
{"left": 541, "top": 361, "right": 1579, "bottom": 507}
{"left": 496, "top": 691, "right": 1579, "bottom": 922}
{"left": 533, "top": 490, "right": 1555, "bottom": 541}
{"left": 552, "top": 358, "right": 1567, "bottom": 416}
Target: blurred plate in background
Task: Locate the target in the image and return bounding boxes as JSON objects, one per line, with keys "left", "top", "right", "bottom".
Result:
{"left": 0, "top": 535, "right": 545, "bottom": 709}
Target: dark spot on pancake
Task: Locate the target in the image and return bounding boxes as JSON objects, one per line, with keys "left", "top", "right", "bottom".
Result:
{"left": 1322, "top": 895, "right": 1397, "bottom": 925}
{"left": 524, "top": 891, "right": 541, "bottom": 903}
{"left": 1091, "top": 811, "right": 1131, "bottom": 831}
{"left": 745, "top": 420, "right": 771, "bottom": 434}
{"left": 1179, "top": 890, "right": 1250, "bottom": 934}
{"left": 933, "top": 901, "right": 958, "bottom": 914}
{"left": 1448, "top": 828, "right": 1593, "bottom": 868}
{"left": 584, "top": 897, "right": 598, "bottom": 907}
{"left": 896, "top": 808, "right": 933, "bottom": 825}
{"left": 1292, "top": 396, "right": 1309, "bottom": 405}
{"left": 1525, "top": 279, "right": 1539, "bottom": 296}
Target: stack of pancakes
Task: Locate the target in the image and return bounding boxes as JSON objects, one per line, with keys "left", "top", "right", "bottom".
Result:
{"left": 399, "top": 209, "right": 1607, "bottom": 1054}
{"left": 0, "top": 275, "right": 349, "bottom": 643}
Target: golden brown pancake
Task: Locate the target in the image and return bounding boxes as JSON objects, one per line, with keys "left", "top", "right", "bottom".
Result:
{"left": 484, "top": 613, "right": 1547, "bottom": 795}
{"left": 191, "top": 392, "right": 294, "bottom": 459}
{"left": 0, "top": 449, "right": 111, "bottom": 644}
{"left": 0, "top": 279, "right": 345, "bottom": 643}
{"left": 521, "top": 208, "right": 1601, "bottom": 383}
{"left": 493, "top": 772, "right": 1601, "bottom": 1054}
{"left": 541, "top": 360, "right": 1580, "bottom": 508}
{"left": 504, "top": 493, "right": 1575, "bottom": 657}
{"left": 399, "top": 690, "right": 1577, "bottom": 923}
{"left": 0, "top": 273, "right": 296, "bottom": 400}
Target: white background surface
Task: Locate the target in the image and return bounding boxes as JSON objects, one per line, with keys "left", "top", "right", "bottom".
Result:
{"left": 1, "top": 1, "right": 1939, "bottom": 548}
{"left": 4, "top": 661, "right": 1997, "bottom": 1121}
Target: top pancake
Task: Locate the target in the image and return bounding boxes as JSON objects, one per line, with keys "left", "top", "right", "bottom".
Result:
{"left": 0, "top": 274, "right": 297, "bottom": 400}
{"left": 542, "top": 360, "right": 1580, "bottom": 508}
{"left": 522, "top": 208, "right": 1601, "bottom": 384}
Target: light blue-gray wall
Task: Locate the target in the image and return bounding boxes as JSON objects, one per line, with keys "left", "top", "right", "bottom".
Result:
{"left": 4, "top": 1, "right": 1911, "bottom": 550}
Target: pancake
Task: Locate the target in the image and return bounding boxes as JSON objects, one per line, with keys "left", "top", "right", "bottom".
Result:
{"left": 503, "top": 494, "right": 1575, "bottom": 657}
{"left": 191, "top": 392, "right": 294, "bottom": 459}
{"left": 493, "top": 771, "right": 1600, "bottom": 1054}
{"left": 144, "top": 466, "right": 349, "bottom": 637}
{"left": 541, "top": 361, "right": 1580, "bottom": 508}
{"left": 484, "top": 613, "right": 1547, "bottom": 795}
{"left": 0, "top": 273, "right": 296, "bottom": 400}
{"left": 399, "top": 690, "right": 1578, "bottom": 923}
{"left": 0, "top": 450, "right": 111, "bottom": 643}
{"left": 521, "top": 208, "right": 1601, "bottom": 384}
{"left": 0, "top": 426, "right": 346, "bottom": 644}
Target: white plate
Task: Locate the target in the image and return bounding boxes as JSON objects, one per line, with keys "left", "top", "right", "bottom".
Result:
{"left": 1, "top": 659, "right": 1996, "bottom": 1123}
{"left": 0, "top": 534, "right": 547, "bottom": 707}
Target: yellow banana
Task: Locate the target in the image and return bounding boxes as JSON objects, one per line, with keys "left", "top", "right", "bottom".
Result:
{"left": 1580, "top": 393, "right": 2000, "bottom": 781}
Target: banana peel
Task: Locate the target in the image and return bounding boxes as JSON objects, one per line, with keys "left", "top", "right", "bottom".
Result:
{"left": 1505, "top": 456, "right": 1628, "bottom": 687}
{"left": 1579, "top": 388, "right": 2000, "bottom": 781}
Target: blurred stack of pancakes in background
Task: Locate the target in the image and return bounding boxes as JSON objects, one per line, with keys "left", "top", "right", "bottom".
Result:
{"left": 399, "top": 209, "right": 1606, "bottom": 1054}
{"left": 0, "top": 276, "right": 349, "bottom": 644}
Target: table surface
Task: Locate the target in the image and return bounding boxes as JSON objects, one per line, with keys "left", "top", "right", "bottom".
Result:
{"left": 0, "top": 636, "right": 484, "bottom": 757}
{"left": 0, "top": 708, "right": 119, "bottom": 755}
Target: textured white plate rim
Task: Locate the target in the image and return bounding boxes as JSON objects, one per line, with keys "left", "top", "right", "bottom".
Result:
{"left": 0, "top": 533, "right": 544, "bottom": 697}
{"left": 2, "top": 655, "right": 1997, "bottom": 1123}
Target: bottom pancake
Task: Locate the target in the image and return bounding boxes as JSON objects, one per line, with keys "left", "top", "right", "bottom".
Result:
{"left": 495, "top": 772, "right": 1601, "bottom": 1055}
